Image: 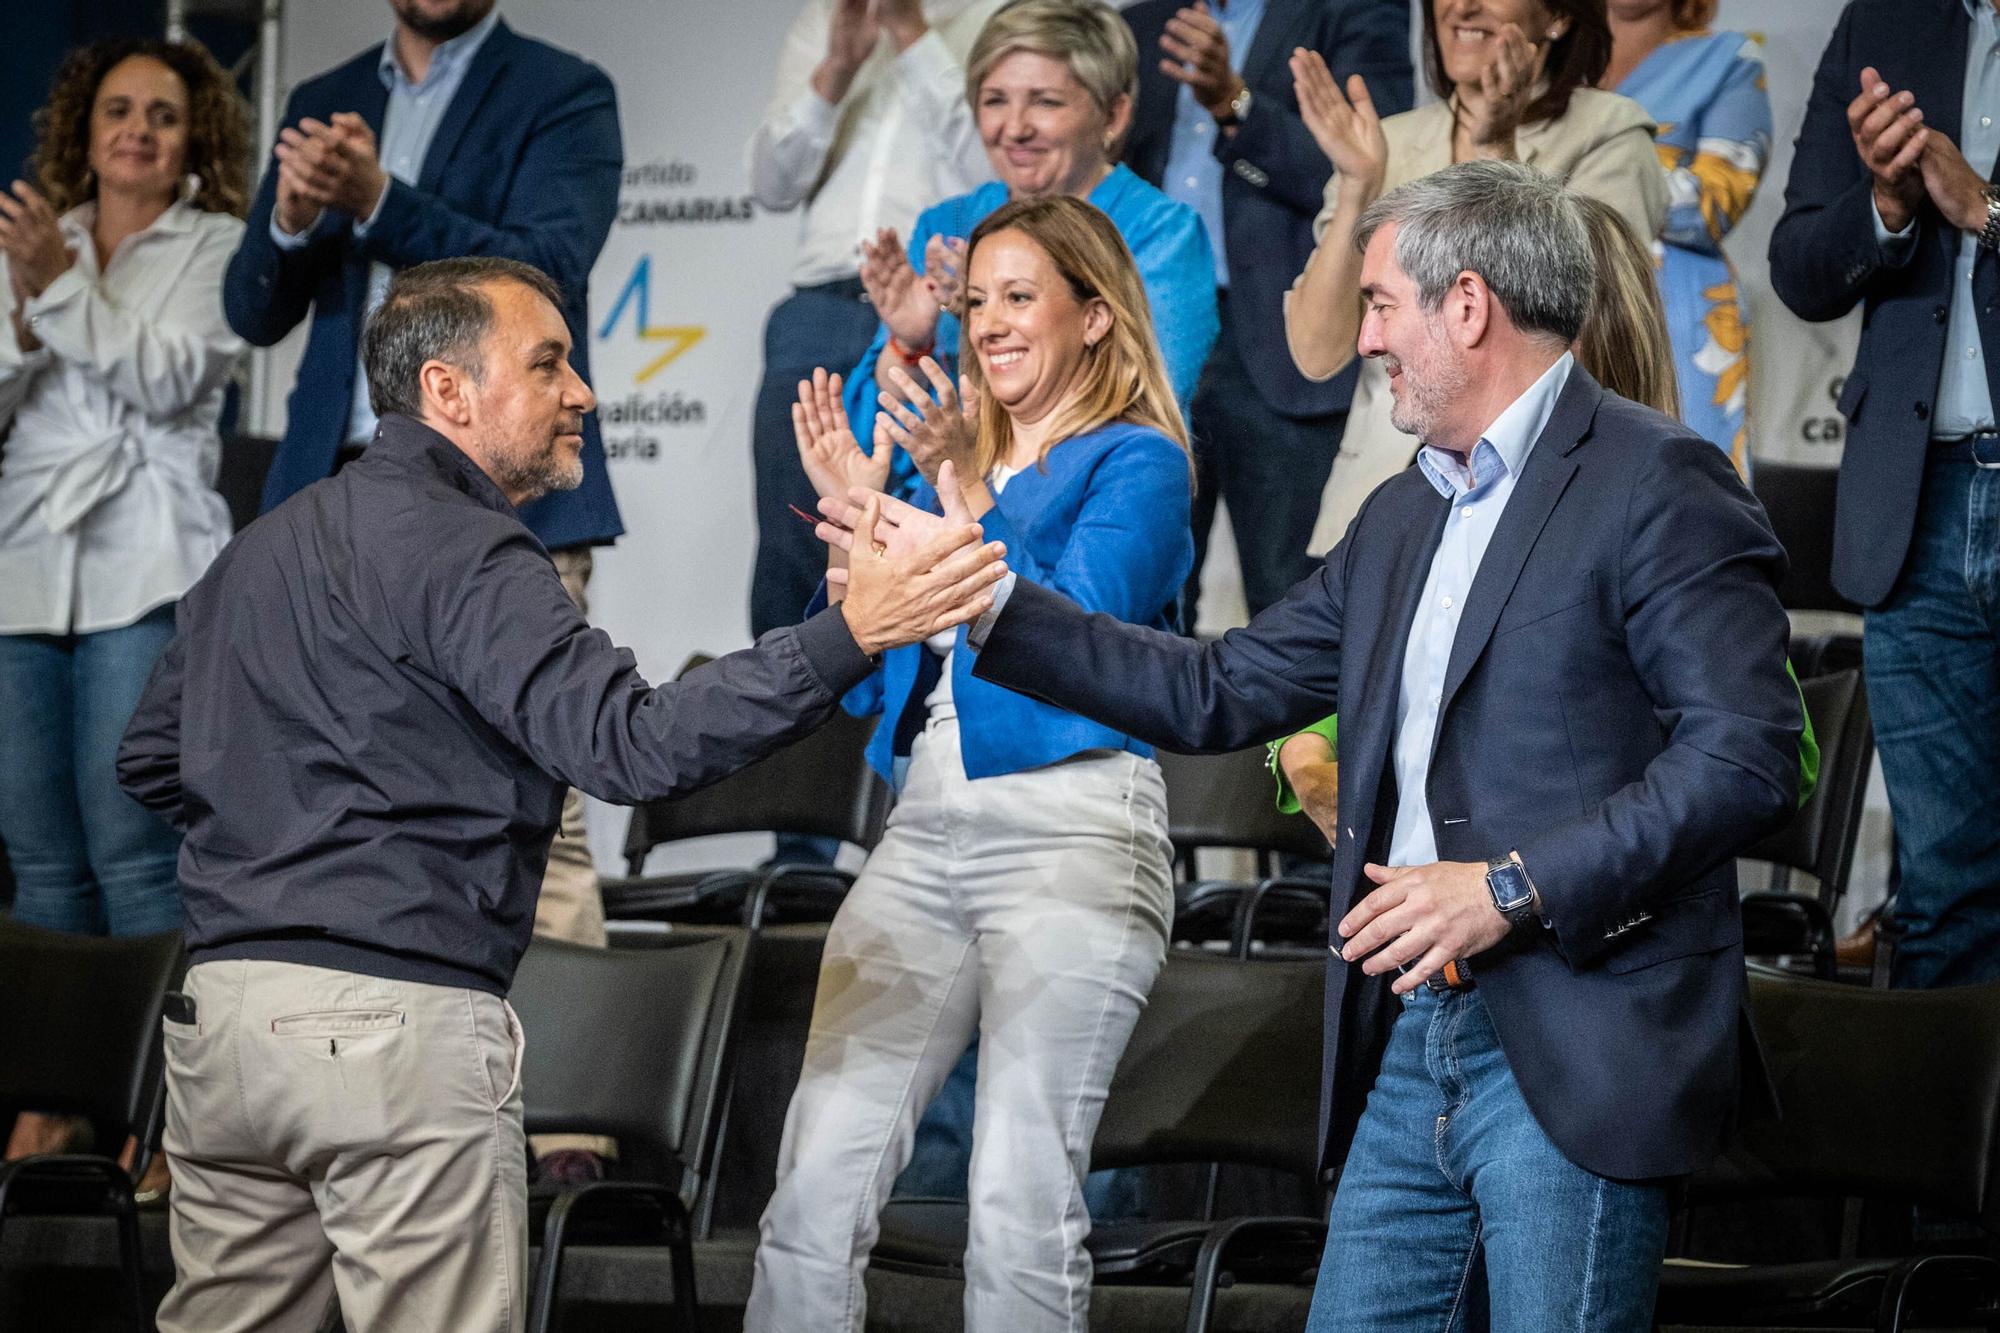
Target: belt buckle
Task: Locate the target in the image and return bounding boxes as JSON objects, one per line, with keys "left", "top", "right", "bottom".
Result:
{"left": 1972, "top": 433, "right": 2000, "bottom": 469}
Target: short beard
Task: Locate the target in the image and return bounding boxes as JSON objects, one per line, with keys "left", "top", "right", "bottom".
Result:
{"left": 484, "top": 430, "right": 585, "bottom": 505}
{"left": 1385, "top": 314, "right": 1466, "bottom": 442}
{"left": 391, "top": 0, "right": 493, "bottom": 43}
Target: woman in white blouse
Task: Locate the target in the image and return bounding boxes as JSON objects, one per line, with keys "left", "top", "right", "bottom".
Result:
{"left": 0, "top": 42, "right": 246, "bottom": 951}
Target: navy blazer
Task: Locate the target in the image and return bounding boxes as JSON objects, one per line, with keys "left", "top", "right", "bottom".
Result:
{"left": 1769, "top": 0, "right": 2000, "bottom": 607}
{"left": 974, "top": 367, "right": 1801, "bottom": 1182}
{"left": 1120, "top": 0, "right": 1413, "bottom": 419}
{"left": 224, "top": 19, "right": 624, "bottom": 550}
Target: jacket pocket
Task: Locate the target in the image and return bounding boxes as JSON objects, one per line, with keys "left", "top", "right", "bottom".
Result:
{"left": 1494, "top": 572, "right": 1599, "bottom": 640}
{"left": 1601, "top": 890, "right": 1741, "bottom": 973}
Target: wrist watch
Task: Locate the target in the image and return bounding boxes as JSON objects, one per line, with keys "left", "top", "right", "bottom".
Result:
{"left": 1216, "top": 83, "right": 1252, "bottom": 128}
{"left": 1485, "top": 854, "right": 1540, "bottom": 932}
{"left": 1979, "top": 183, "right": 2000, "bottom": 253}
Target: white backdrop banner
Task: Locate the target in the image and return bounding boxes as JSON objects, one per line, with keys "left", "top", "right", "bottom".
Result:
{"left": 270, "top": 1, "right": 1859, "bottom": 875}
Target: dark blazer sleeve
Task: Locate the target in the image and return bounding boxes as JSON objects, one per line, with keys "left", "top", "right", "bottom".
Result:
{"left": 116, "top": 623, "right": 187, "bottom": 827}
{"left": 1768, "top": 2, "right": 1897, "bottom": 323}
{"left": 972, "top": 549, "right": 1346, "bottom": 753}
{"left": 224, "top": 87, "right": 345, "bottom": 348}
{"left": 1514, "top": 439, "right": 1801, "bottom": 966}
{"left": 356, "top": 61, "right": 622, "bottom": 300}
{"left": 419, "top": 521, "right": 874, "bottom": 805}
{"left": 1216, "top": 0, "right": 1414, "bottom": 217}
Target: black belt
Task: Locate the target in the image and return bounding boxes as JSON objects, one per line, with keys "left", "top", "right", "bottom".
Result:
{"left": 1931, "top": 432, "right": 2000, "bottom": 467}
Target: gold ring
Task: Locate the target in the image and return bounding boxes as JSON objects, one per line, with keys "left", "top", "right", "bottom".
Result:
{"left": 871, "top": 541, "right": 888, "bottom": 556}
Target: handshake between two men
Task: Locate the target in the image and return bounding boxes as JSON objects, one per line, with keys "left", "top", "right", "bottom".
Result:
{"left": 815, "top": 458, "right": 1004, "bottom": 657}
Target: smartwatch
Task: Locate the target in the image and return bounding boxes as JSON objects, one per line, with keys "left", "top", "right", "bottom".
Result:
{"left": 1485, "top": 854, "right": 1540, "bottom": 932}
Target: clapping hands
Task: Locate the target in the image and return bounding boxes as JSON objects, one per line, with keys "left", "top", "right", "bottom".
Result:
{"left": 859, "top": 228, "right": 942, "bottom": 350}
{"left": 878, "top": 356, "right": 981, "bottom": 496}
{"left": 272, "top": 112, "right": 388, "bottom": 235}
{"left": 793, "top": 368, "right": 891, "bottom": 501}
{"left": 0, "top": 180, "right": 74, "bottom": 306}
{"left": 1290, "top": 51, "right": 1386, "bottom": 192}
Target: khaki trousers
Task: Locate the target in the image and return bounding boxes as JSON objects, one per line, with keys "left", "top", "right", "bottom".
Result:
{"left": 155, "top": 959, "right": 528, "bottom": 1333}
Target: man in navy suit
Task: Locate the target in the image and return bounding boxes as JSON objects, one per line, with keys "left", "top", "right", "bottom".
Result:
{"left": 1770, "top": 0, "right": 2000, "bottom": 989}
{"left": 1119, "top": 0, "right": 1410, "bottom": 622}
{"left": 224, "top": 0, "right": 625, "bottom": 1019}
{"left": 830, "top": 162, "right": 1800, "bottom": 1327}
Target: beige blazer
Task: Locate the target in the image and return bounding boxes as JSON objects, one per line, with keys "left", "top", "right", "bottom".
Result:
{"left": 1286, "top": 89, "right": 1668, "bottom": 554}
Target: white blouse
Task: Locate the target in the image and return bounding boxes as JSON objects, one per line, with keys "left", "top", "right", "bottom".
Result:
{"left": 0, "top": 200, "right": 246, "bottom": 635}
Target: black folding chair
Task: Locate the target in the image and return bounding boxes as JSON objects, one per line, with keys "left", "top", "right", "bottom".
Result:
{"left": 1739, "top": 669, "right": 1874, "bottom": 980}
{"left": 0, "top": 919, "right": 184, "bottom": 1331}
{"left": 510, "top": 931, "right": 751, "bottom": 1333}
{"left": 867, "top": 947, "right": 1327, "bottom": 1333}
{"left": 1156, "top": 746, "right": 1331, "bottom": 950}
{"left": 1657, "top": 966, "right": 2000, "bottom": 1331}
{"left": 601, "top": 655, "right": 889, "bottom": 930}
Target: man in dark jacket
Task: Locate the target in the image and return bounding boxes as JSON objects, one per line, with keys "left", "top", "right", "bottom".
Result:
{"left": 1769, "top": 0, "right": 2000, "bottom": 988}
{"left": 118, "top": 257, "right": 1006, "bottom": 1333}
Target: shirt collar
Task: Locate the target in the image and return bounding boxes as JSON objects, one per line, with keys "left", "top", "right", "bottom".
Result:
{"left": 378, "top": 8, "right": 501, "bottom": 90}
{"left": 1416, "top": 351, "right": 1573, "bottom": 500}
{"left": 1964, "top": 0, "right": 1997, "bottom": 23}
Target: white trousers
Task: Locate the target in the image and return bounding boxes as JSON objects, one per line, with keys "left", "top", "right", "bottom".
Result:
{"left": 745, "top": 716, "right": 1174, "bottom": 1333}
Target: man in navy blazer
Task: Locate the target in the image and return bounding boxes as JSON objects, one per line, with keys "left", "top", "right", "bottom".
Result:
{"left": 1120, "top": 0, "right": 1411, "bottom": 621}
{"left": 872, "top": 163, "right": 1795, "bottom": 1327}
{"left": 225, "top": 3, "right": 623, "bottom": 555}
{"left": 1770, "top": 0, "right": 2000, "bottom": 989}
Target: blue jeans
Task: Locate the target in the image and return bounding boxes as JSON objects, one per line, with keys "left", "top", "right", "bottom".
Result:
{"left": 1306, "top": 988, "right": 1668, "bottom": 1333}
{"left": 749, "top": 279, "right": 881, "bottom": 638}
{"left": 1864, "top": 449, "right": 2000, "bottom": 989}
{"left": 0, "top": 605, "right": 182, "bottom": 936}
{"left": 1185, "top": 293, "right": 1345, "bottom": 626}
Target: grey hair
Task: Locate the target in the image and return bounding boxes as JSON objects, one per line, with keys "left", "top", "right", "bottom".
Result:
{"left": 363, "top": 256, "right": 566, "bottom": 419}
{"left": 1353, "top": 160, "right": 1596, "bottom": 346}
{"left": 965, "top": 0, "right": 1137, "bottom": 116}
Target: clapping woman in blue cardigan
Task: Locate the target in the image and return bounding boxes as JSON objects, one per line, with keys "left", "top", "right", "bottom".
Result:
{"left": 746, "top": 195, "right": 1191, "bottom": 1333}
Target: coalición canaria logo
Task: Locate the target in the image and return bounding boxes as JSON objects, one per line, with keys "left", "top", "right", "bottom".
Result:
{"left": 595, "top": 254, "right": 706, "bottom": 461}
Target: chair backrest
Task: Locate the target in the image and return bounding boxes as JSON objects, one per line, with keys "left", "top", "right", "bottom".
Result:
{"left": 511, "top": 932, "right": 748, "bottom": 1193}
{"left": 1752, "top": 460, "right": 1857, "bottom": 616}
{"left": 1740, "top": 669, "right": 1872, "bottom": 903}
{"left": 1091, "top": 949, "right": 1324, "bottom": 1176}
{"left": 1158, "top": 746, "right": 1328, "bottom": 865}
{"left": 1697, "top": 967, "right": 2000, "bottom": 1232}
{"left": 619, "top": 655, "right": 889, "bottom": 874}
{"left": 0, "top": 920, "right": 184, "bottom": 1140}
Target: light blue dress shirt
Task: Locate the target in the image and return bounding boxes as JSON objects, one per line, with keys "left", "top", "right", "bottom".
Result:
{"left": 270, "top": 10, "right": 500, "bottom": 444}
{"left": 1872, "top": 0, "right": 2000, "bottom": 438}
{"left": 1385, "top": 353, "right": 1573, "bottom": 869}
{"left": 1160, "top": 0, "right": 1264, "bottom": 288}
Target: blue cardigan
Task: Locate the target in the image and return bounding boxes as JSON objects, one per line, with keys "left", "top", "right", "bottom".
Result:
{"left": 841, "top": 165, "right": 1218, "bottom": 496}
{"left": 836, "top": 421, "right": 1193, "bottom": 783}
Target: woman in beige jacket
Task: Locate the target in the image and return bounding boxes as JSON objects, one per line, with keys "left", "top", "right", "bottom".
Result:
{"left": 1285, "top": 0, "right": 1667, "bottom": 551}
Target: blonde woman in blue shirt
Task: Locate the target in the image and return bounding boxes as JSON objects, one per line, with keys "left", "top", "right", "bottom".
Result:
{"left": 748, "top": 194, "right": 1191, "bottom": 1333}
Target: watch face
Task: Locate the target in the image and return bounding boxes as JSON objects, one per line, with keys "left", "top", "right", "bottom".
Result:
{"left": 1488, "top": 862, "right": 1534, "bottom": 913}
